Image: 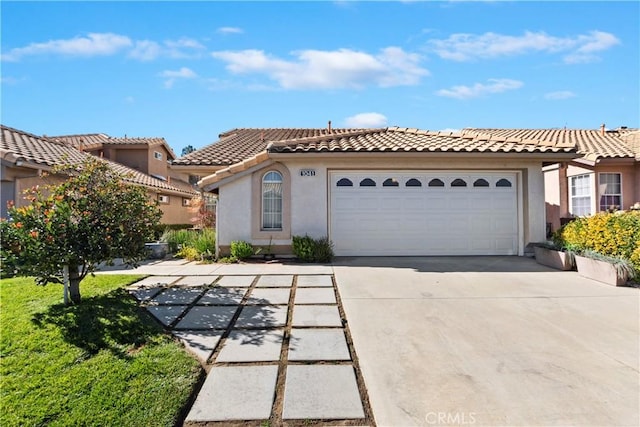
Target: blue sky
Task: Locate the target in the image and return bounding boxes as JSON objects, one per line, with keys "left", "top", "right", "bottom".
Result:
{"left": 2, "top": 1, "right": 639, "bottom": 154}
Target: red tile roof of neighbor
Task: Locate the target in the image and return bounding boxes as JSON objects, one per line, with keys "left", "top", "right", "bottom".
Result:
{"left": 463, "top": 128, "right": 639, "bottom": 161}
{"left": 1, "top": 125, "right": 196, "bottom": 196}
{"left": 48, "top": 133, "right": 178, "bottom": 160}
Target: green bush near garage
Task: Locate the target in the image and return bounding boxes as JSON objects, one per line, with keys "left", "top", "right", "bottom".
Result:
{"left": 292, "top": 235, "right": 334, "bottom": 263}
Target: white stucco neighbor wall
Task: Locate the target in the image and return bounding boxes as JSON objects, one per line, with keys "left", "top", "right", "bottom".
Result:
{"left": 217, "top": 174, "right": 252, "bottom": 245}
{"left": 216, "top": 155, "right": 549, "bottom": 255}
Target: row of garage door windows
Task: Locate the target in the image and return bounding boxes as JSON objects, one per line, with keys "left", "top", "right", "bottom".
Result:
{"left": 336, "top": 177, "right": 513, "bottom": 188}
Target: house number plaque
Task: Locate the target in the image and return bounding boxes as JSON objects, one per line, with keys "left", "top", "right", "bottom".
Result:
{"left": 300, "top": 169, "right": 316, "bottom": 177}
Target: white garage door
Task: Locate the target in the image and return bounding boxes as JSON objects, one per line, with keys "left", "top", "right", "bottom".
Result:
{"left": 329, "top": 171, "right": 519, "bottom": 256}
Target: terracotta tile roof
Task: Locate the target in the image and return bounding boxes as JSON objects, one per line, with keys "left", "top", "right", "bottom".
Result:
{"left": 173, "top": 128, "right": 364, "bottom": 166}
{"left": 268, "top": 127, "right": 577, "bottom": 154}
{"left": 49, "top": 133, "right": 177, "bottom": 160}
{"left": 1, "top": 125, "right": 195, "bottom": 196}
{"left": 463, "top": 128, "right": 638, "bottom": 161}
{"left": 198, "top": 127, "right": 578, "bottom": 191}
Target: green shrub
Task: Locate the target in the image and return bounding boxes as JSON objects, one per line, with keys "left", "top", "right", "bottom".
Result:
{"left": 292, "top": 235, "right": 315, "bottom": 262}
{"left": 292, "top": 235, "right": 334, "bottom": 263}
{"left": 556, "top": 211, "right": 640, "bottom": 273}
{"left": 161, "top": 229, "right": 196, "bottom": 253}
{"left": 230, "top": 241, "right": 254, "bottom": 260}
{"left": 176, "top": 246, "right": 199, "bottom": 261}
{"left": 192, "top": 228, "right": 216, "bottom": 254}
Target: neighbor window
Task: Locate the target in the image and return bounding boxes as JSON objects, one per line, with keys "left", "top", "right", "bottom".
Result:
{"left": 262, "top": 171, "right": 283, "bottom": 230}
{"left": 599, "top": 173, "right": 622, "bottom": 211}
{"left": 158, "top": 194, "right": 169, "bottom": 204}
{"left": 570, "top": 174, "right": 592, "bottom": 216}
{"left": 154, "top": 151, "right": 163, "bottom": 160}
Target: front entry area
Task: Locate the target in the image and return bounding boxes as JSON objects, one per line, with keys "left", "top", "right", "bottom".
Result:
{"left": 329, "top": 171, "right": 520, "bottom": 256}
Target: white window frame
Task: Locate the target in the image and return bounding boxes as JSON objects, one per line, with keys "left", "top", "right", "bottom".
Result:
{"left": 182, "top": 198, "right": 191, "bottom": 207}
{"left": 261, "top": 171, "right": 283, "bottom": 231}
{"left": 158, "top": 194, "right": 169, "bottom": 204}
{"left": 598, "top": 172, "right": 622, "bottom": 211}
{"left": 569, "top": 173, "right": 593, "bottom": 217}
{"left": 154, "top": 151, "right": 163, "bottom": 160}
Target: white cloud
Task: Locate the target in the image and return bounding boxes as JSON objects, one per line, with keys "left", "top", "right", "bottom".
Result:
{"left": 217, "top": 27, "right": 244, "bottom": 35}
{"left": 2, "top": 33, "right": 205, "bottom": 62}
{"left": 344, "top": 112, "right": 388, "bottom": 128}
{"left": 129, "top": 38, "right": 205, "bottom": 61}
{"left": 436, "top": 78, "right": 523, "bottom": 99}
{"left": 427, "top": 30, "right": 620, "bottom": 63}
{"left": 129, "top": 40, "right": 162, "bottom": 61}
{"left": 211, "top": 47, "right": 428, "bottom": 89}
{"left": 1, "top": 33, "right": 132, "bottom": 61}
{"left": 544, "top": 90, "right": 577, "bottom": 100}
{"left": 159, "top": 67, "right": 198, "bottom": 88}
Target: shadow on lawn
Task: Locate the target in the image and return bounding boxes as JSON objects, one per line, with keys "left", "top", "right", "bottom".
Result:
{"left": 31, "top": 288, "right": 161, "bottom": 359}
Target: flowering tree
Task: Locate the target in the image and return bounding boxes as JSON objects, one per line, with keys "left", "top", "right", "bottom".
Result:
{"left": 0, "top": 158, "right": 162, "bottom": 304}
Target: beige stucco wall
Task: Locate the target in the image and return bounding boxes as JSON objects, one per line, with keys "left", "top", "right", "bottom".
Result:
{"left": 153, "top": 190, "right": 193, "bottom": 225}
{"left": 543, "top": 165, "right": 561, "bottom": 231}
{"left": 216, "top": 156, "right": 549, "bottom": 256}
{"left": 115, "top": 148, "right": 149, "bottom": 174}
{"left": 567, "top": 162, "right": 638, "bottom": 212}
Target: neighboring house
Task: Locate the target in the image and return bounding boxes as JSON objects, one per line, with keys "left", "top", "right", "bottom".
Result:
{"left": 1, "top": 125, "right": 197, "bottom": 224}
{"left": 190, "top": 126, "right": 577, "bottom": 257}
{"left": 48, "top": 132, "right": 177, "bottom": 181}
{"left": 465, "top": 126, "right": 640, "bottom": 233}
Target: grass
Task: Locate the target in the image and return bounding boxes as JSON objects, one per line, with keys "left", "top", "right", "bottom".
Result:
{"left": 0, "top": 275, "right": 202, "bottom": 427}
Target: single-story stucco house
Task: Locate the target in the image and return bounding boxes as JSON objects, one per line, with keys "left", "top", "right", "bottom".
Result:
{"left": 186, "top": 126, "right": 579, "bottom": 257}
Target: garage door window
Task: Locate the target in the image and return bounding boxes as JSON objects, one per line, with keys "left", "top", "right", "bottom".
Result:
{"left": 428, "top": 178, "right": 444, "bottom": 187}
{"left": 360, "top": 178, "right": 376, "bottom": 187}
{"left": 406, "top": 178, "right": 422, "bottom": 187}
{"left": 336, "top": 178, "right": 353, "bottom": 187}
{"left": 451, "top": 178, "right": 467, "bottom": 187}
{"left": 474, "top": 178, "right": 490, "bottom": 187}
{"left": 262, "top": 171, "right": 283, "bottom": 230}
{"left": 383, "top": 178, "right": 399, "bottom": 187}
{"left": 496, "top": 179, "right": 512, "bottom": 187}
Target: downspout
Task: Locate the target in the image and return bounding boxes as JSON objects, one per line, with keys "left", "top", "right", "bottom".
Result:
{"left": 214, "top": 192, "right": 219, "bottom": 259}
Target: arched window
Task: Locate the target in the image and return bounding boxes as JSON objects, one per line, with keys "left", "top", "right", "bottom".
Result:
{"left": 383, "top": 178, "right": 399, "bottom": 187}
{"left": 473, "top": 178, "right": 490, "bottom": 187}
{"left": 496, "top": 178, "right": 512, "bottom": 188}
{"left": 405, "top": 178, "right": 422, "bottom": 187}
{"left": 336, "top": 178, "right": 353, "bottom": 187}
{"left": 428, "top": 178, "right": 445, "bottom": 187}
{"left": 451, "top": 178, "right": 467, "bottom": 187}
{"left": 262, "top": 171, "right": 283, "bottom": 230}
{"left": 359, "top": 178, "right": 376, "bottom": 187}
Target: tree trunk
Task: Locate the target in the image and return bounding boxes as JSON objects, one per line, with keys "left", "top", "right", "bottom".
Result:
{"left": 68, "top": 265, "right": 82, "bottom": 304}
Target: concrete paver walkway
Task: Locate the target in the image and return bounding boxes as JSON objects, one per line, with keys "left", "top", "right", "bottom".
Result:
{"left": 122, "top": 261, "right": 373, "bottom": 425}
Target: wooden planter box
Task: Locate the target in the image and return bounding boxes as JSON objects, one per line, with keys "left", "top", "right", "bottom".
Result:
{"left": 574, "top": 255, "right": 629, "bottom": 286}
{"left": 534, "top": 246, "right": 574, "bottom": 271}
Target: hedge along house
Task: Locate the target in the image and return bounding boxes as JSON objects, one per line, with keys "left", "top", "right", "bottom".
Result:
{"left": 1, "top": 125, "right": 198, "bottom": 223}
{"left": 195, "top": 126, "right": 577, "bottom": 257}
{"left": 466, "top": 126, "right": 640, "bottom": 233}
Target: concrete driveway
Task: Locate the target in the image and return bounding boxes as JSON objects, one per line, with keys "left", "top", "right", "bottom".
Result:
{"left": 333, "top": 256, "right": 639, "bottom": 427}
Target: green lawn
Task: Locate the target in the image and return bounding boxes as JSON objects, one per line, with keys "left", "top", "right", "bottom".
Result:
{"left": 0, "top": 275, "right": 202, "bottom": 426}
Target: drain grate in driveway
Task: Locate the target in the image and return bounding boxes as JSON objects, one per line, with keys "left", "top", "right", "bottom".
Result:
{"left": 129, "top": 274, "right": 375, "bottom": 426}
